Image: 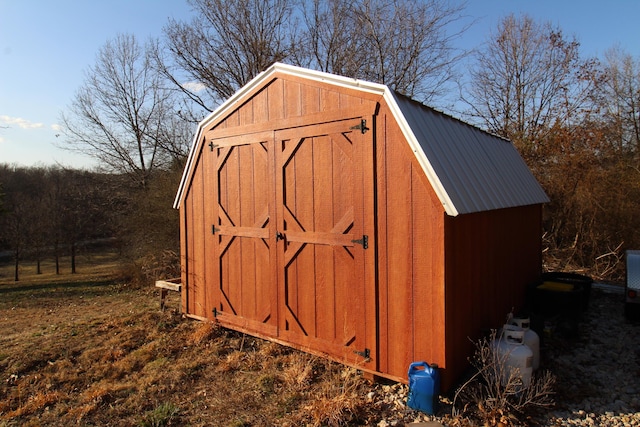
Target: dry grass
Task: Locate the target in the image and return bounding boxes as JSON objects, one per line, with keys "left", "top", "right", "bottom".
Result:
{"left": 0, "top": 253, "right": 381, "bottom": 426}
{"left": 305, "top": 367, "right": 367, "bottom": 426}
{"left": 451, "top": 330, "right": 556, "bottom": 426}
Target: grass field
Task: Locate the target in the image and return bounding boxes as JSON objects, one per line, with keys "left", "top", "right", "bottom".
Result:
{"left": 6, "top": 252, "right": 625, "bottom": 426}
{"left": 0, "top": 253, "right": 411, "bottom": 426}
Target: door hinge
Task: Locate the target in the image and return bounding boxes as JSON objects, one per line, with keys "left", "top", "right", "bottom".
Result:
{"left": 212, "top": 225, "right": 220, "bottom": 234}
{"left": 208, "top": 141, "right": 218, "bottom": 151}
{"left": 350, "top": 119, "right": 369, "bottom": 134}
{"left": 212, "top": 307, "right": 217, "bottom": 318}
{"left": 354, "top": 348, "right": 371, "bottom": 362}
{"left": 351, "top": 235, "right": 369, "bottom": 249}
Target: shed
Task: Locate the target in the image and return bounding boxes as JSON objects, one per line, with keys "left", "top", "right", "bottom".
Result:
{"left": 173, "top": 63, "right": 549, "bottom": 390}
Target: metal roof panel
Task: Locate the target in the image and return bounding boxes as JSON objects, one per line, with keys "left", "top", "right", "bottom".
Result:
{"left": 389, "top": 92, "right": 549, "bottom": 215}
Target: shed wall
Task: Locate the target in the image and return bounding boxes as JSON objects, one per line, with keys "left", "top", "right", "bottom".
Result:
{"left": 374, "top": 103, "right": 447, "bottom": 383}
{"left": 180, "top": 149, "right": 210, "bottom": 320}
{"left": 443, "top": 204, "right": 543, "bottom": 387}
{"left": 179, "top": 73, "right": 381, "bottom": 367}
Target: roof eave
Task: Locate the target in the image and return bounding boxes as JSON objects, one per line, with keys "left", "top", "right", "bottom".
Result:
{"left": 383, "top": 90, "right": 460, "bottom": 216}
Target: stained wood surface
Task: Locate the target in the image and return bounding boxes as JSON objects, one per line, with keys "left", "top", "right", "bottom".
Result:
{"left": 155, "top": 279, "right": 181, "bottom": 292}
{"left": 275, "top": 121, "right": 371, "bottom": 365}
{"left": 186, "top": 117, "right": 375, "bottom": 367}
{"left": 211, "top": 132, "right": 277, "bottom": 336}
{"left": 178, "top": 75, "right": 544, "bottom": 390}
{"left": 443, "top": 204, "right": 543, "bottom": 388}
{"left": 374, "top": 106, "right": 446, "bottom": 382}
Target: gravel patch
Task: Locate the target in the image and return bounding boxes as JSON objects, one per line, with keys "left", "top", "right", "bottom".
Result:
{"left": 369, "top": 285, "right": 640, "bottom": 426}
{"left": 535, "top": 285, "right": 640, "bottom": 426}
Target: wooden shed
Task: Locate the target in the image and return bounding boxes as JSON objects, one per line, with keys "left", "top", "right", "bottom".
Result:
{"left": 173, "top": 63, "right": 549, "bottom": 390}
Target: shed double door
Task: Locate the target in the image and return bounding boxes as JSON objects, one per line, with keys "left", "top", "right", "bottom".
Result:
{"left": 209, "top": 118, "right": 372, "bottom": 364}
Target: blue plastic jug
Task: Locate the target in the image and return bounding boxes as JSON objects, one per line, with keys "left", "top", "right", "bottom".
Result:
{"left": 407, "top": 361, "right": 439, "bottom": 414}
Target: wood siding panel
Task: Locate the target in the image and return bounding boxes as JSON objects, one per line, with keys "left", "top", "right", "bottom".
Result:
{"left": 253, "top": 87, "right": 270, "bottom": 124}
{"left": 183, "top": 187, "right": 194, "bottom": 315}
{"left": 301, "top": 85, "right": 320, "bottom": 116}
{"left": 314, "top": 133, "right": 336, "bottom": 342}
{"left": 267, "top": 79, "right": 284, "bottom": 121}
{"left": 376, "top": 106, "right": 446, "bottom": 382}
{"left": 223, "top": 108, "right": 240, "bottom": 130}
{"left": 219, "top": 145, "right": 242, "bottom": 314}
{"left": 283, "top": 80, "right": 302, "bottom": 118}
{"left": 213, "top": 134, "right": 276, "bottom": 334}
{"left": 184, "top": 149, "right": 207, "bottom": 318}
{"left": 443, "top": 205, "right": 543, "bottom": 389}
{"left": 320, "top": 89, "right": 340, "bottom": 112}
{"left": 203, "top": 136, "right": 217, "bottom": 320}
{"left": 411, "top": 168, "right": 446, "bottom": 368}
{"left": 205, "top": 77, "right": 380, "bottom": 143}
{"left": 180, "top": 195, "right": 188, "bottom": 313}
{"left": 374, "top": 113, "right": 390, "bottom": 376}
{"left": 384, "top": 132, "right": 414, "bottom": 375}
{"left": 275, "top": 120, "right": 371, "bottom": 367}
{"left": 239, "top": 93, "right": 253, "bottom": 125}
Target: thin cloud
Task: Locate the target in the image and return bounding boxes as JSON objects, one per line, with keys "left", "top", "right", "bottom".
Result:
{"left": 0, "top": 115, "right": 45, "bottom": 129}
{"left": 182, "top": 81, "right": 207, "bottom": 93}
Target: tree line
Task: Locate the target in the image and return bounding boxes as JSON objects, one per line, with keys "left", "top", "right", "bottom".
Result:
{"left": 2, "top": 0, "right": 640, "bottom": 281}
{"left": 0, "top": 166, "right": 119, "bottom": 280}
{"left": 0, "top": 165, "right": 181, "bottom": 281}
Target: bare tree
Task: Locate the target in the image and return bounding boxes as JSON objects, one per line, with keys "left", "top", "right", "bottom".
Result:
{"left": 0, "top": 166, "right": 53, "bottom": 280}
{"left": 296, "top": 0, "right": 356, "bottom": 75}
{"left": 61, "top": 34, "right": 185, "bottom": 188}
{"left": 160, "top": 0, "right": 467, "bottom": 112}
{"left": 463, "top": 14, "right": 589, "bottom": 153}
{"left": 300, "top": 0, "right": 467, "bottom": 103}
{"left": 591, "top": 47, "right": 640, "bottom": 153}
{"left": 0, "top": 181, "right": 5, "bottom": 216}
{"left": 0, "top": 166, "right": 30, "bottom": 281}
{"left": 459, "top": 14, "right": 640, "bottom": 276}
{"left": 161, "top": 0, "right": 298, "bottom": 113}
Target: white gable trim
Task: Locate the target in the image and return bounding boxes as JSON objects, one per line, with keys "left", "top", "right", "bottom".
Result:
{"left": 174, "top": 62, "right": 546, "bottom": 216}
{"left": 383, "top": 90, "right": 459, "bottom": 216}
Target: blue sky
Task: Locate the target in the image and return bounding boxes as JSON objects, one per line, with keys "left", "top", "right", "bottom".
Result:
{"left": 1, "top": 0, "right": 639, "bottom": 169}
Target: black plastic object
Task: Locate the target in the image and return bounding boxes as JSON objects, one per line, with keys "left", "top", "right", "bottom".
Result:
{"left": 525, "top": 272, "right": 593, "bottom": 339}
{"left": 540, "top": 271, "right": 593, "bottom": 311}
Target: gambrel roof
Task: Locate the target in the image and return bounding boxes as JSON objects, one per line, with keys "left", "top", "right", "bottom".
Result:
{"left": 175, "top": 62, "right": 549, "bottom": 216}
